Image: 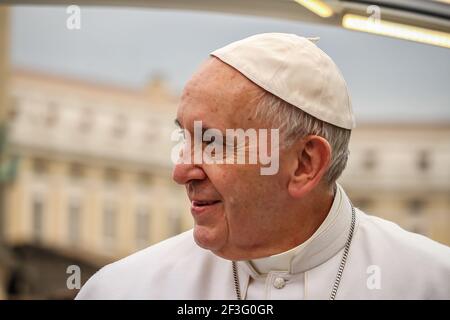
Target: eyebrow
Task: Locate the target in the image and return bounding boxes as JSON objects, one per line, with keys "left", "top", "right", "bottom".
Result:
{"left": 174, "top": 118, "right": 223, "bottom": 136}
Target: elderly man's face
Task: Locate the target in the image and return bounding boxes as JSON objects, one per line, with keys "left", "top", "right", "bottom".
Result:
{"left": 172, "top": 58, "right": 293, "bottom": 260}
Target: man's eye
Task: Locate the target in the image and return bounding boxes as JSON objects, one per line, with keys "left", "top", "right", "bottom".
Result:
{"left": 205, "top": 136, "right": 226, "bottom": 146}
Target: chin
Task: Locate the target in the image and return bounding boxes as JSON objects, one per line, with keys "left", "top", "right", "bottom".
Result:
{"left": 193, "top": 225, "right": 225, "bottom": 252}
{"left": 193, "top": 226, "right": 246, "bottom": 261}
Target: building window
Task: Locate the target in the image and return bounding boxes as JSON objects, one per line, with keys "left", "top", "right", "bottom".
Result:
{"left": 68, "top": 200, "right": 81, "bottom": 246}
{"left": 137, "top": 172, "right": 152, "bottom": 189}
{"left": 362, "top": 150, "right": 376, "bottom": 171}
{"left": 135, "top": 207, "right": 151, "bottom": 249}
{"left": 45, "top": 101, "right": 59, "bottom": 127}
{"left": 32, "top": 197, "right": 44, "bottom": 243}
{"left": 32, "top": 158, "right": 48, "bottom": 176}
{"left": 8, "top": 96, "right": 20, "bottom": 122}
{"left": 78, "top": 107, "right": 95, "bottom": 134}
{"left": 112, "top": 114, "right": 127, "bottom": 138}
{"left": 78, "top": 107, "right": 94, "bottom": 133}
{"left": 407, "top": 199, "right": 425, "bottom": 216}
{"left": 406, "top": 198, "right": 429, "bottom": 236}
{"left": 406, "top": 199, "right": 428, "bottom": 236}
{"left": 417, "top": 150, "right": 431, "bottom": 172}
{"left": 68, "top": 163, "right": 85, "bottom": 181}
{"left": 104, "top": 168, "right": 120, "bottom": 185}
{"left": 103, "top": 204, "right": 117, "bottom": 249}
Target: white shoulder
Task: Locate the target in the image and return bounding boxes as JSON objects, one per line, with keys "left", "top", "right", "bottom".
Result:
{"left": 355, "top": 209, "right": 450, "bottom": 289}
{"left": 357, "top": 210, "right": 450, "bottom": 261}
{"left": 75, "top": 229, "right": 214, "bottom": 299}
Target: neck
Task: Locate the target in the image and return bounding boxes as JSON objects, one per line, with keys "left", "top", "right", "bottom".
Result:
{"left": 266, "top": 186, "right": 334, "bottom": 256}
{"left": 221, "top": 185, "right": 335, "bottom": 260}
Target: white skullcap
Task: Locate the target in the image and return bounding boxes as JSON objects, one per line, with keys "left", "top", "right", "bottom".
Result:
{"left": 210, "top": 33, "right": 355, "bottom": 130}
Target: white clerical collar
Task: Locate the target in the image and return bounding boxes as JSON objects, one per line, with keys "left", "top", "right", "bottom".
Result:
{"left": 243, "top": 183, "right": 353, "bottom": 276}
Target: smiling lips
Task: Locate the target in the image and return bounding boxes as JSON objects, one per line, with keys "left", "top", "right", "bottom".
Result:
{"left": 192, "top": 200, "right": 221, "bottom": 207}
{"left": 190, "top": 200, "right": 222, "bottom": 216}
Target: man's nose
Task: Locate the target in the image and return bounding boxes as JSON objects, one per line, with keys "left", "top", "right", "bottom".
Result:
{"left": 172, "top": 161, "right": 207, "bottom": 185}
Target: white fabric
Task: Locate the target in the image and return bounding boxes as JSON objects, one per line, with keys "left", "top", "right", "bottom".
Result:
{"left": 76, "top": 185, "right": 450, "bottom": 300}
{"left": 210, "top": 33, "right": 355, "bottom": 130}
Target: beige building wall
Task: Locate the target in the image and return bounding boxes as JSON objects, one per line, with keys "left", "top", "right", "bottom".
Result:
{"left": 4, "top": 69, "right": 192, "bottom": 264}
{"left": 340, "top": 124, "right": 450, "bottom": 245}
{"left": 0, "top": 5, "right": 10, "bottom": 300}
{"left": 0, "top": 6, "right": 9, "bottom": 122}
{"left": 4, "top": 154, "right": 191, "bottom": 260}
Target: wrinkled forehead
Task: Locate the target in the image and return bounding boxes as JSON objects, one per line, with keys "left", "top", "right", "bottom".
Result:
{"left": 177, "top": 57, "right": 266, "bottom": 131}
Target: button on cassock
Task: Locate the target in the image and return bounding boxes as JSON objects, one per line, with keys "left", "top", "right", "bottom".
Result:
{"left": 273, "top": 277, "right": 286, "bottom": 289}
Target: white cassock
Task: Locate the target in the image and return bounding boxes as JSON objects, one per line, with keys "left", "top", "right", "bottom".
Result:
{"left": 76, "top": 184, "right": 450, "bottom": 300}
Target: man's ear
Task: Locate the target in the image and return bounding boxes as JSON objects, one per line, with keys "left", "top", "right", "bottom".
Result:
{"left": 287, "top": 135, "right": 332, "bottom": 198}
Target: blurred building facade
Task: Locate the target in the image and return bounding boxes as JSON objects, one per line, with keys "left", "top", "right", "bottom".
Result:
{"left": 0, "top": 69, "right": 449, "bottom": 298}
{"left": 0, "top": 5, "right": 11, "bottom": 300}
{"left": 340, "top": 125, "right": 450, "bottom": 244}
{"left": 1, "top": 69, "right": 191, "bottom": 298}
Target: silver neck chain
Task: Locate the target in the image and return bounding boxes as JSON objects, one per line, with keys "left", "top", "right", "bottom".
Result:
{"left": 232, "top": 205, "right": 356, "bottom": 300}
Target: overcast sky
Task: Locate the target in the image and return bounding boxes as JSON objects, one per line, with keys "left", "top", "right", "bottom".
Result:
{"left": 10, "top": 5, "right": 450, "bottom": 123}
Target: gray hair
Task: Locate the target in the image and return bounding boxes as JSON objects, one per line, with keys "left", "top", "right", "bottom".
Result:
{"left": 254, "top": 92, "right": 351, "bottom": 186}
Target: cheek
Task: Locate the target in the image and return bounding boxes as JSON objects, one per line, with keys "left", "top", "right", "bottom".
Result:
{"left": 203, "top": 164, "right": 241, "bottom": 192}
{"left": 204, "top": 164, "right": 287, "bottom": 220}
{"left": 232, "top": 170, "right": 289, "bottom": 224}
